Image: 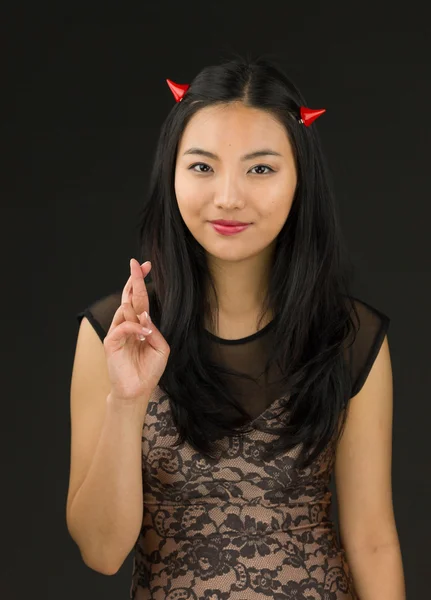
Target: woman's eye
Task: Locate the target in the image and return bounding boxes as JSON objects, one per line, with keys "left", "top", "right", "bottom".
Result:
{"left": 250, "top": 165, "right": 274, "bottom": 175}
{"left": 189, "top": 163, "right": 212, "bottom": 173}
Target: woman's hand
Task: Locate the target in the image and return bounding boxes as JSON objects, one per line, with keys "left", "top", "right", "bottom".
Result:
{"left": 103, "top": 259, "right": 170, "bottom": 405}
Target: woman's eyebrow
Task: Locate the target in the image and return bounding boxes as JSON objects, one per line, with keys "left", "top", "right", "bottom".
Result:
{"left": 182, "top": 147, "right": 283, "bottom": 161}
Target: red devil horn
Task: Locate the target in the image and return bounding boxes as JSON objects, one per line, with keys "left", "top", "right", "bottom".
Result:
{"left": 166, "top": 79, "right": 190, "bottom": 102}
{"left": 299, "top": 106, "right": 326, "bottom": 127}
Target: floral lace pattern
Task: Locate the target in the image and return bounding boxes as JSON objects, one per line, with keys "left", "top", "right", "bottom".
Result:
{"left": 129, "top": 388, "right": 358, "bottom": 600}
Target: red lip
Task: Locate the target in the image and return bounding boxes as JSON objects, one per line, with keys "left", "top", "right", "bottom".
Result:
{"left": 210, "top": 219, "right": 251, "bottom": 226}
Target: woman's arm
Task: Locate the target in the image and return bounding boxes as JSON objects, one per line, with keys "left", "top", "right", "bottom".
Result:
{"left": 67, "top": 394, "right": 147, "bottom": 575}
{"left": 346, "top": 538, "right": 405, "bottom": 600}
{"left": 335, "top": 336, "right": 406, "bottom": 598}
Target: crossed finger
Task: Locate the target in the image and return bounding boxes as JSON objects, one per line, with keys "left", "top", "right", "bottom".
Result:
{"left": 130, "top": 259, "right": 150, "bottom": 317}
{"left": 120, "top": 260, "right": 150, "bottom": 316}
{"left": 121, "top": 275, "right": 133, "bottom": 306}
{"left": 107, "top": 302, "right": 138, "bottom": 337}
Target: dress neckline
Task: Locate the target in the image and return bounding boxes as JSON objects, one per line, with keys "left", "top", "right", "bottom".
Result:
{"left": 204, "top": 318, "right": 275, "bottom": 345}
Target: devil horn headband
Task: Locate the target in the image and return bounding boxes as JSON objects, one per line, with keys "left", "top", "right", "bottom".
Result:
{"left": 166, "top": 78, "right": 326, "bottom": 127}
{"left": 166, "top": 79, "right": 191, "bottom": 102}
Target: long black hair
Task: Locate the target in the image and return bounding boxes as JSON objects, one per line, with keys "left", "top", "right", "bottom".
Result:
{"left": 135, "top": 53, "right": 359, "bottom": 469}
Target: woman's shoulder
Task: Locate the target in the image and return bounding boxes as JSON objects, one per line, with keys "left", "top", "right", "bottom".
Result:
{"left": 346, "top": 294, "right": 391, "bottom": 331}
{"left": 344, "top": 294, "right": 391, "bottom": 397}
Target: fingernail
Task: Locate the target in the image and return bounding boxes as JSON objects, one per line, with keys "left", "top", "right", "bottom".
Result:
{"left": 144, "top": 311, "right": 152, "bottom": 323}
{"left": 142, "top": 327, "right": 152, "bottom": 335}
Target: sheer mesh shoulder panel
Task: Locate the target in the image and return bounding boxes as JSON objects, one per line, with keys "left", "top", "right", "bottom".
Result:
{"left": 348, "top": 296, "right": 391, "bottom": 398}
{"left": 76, "top": 291, "right": 122, "bottom": 343}
{"left": 75, "top": 280, "right": 156, "bottom": 343}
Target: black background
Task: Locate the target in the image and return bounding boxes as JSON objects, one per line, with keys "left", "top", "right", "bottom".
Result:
{"left": 3, "top": 2, "right": 430, "bottom": 598}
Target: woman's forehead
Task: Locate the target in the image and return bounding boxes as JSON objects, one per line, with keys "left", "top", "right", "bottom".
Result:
{"left": 179, "top": 104, "right": 291, "bottom": 153}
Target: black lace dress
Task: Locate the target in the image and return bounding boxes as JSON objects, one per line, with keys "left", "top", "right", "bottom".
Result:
{"left": 76, "top": 285, "right": 390, "bottom": 600}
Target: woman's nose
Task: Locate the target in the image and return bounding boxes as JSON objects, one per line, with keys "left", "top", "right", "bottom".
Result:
{"left": 213, "top": 176, "right": 244, "bottom": 207}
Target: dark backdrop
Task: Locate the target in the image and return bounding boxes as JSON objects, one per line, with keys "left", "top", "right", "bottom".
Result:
{"left": 3, "top": 3, "right": 429, "bottom": 598}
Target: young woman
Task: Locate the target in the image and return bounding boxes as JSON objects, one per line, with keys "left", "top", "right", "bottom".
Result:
{"left": 68, "top": 55, "right": 405, "bottom": 599}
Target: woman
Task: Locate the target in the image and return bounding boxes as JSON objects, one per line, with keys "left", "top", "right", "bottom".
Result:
{"left": 68, "top": 55, "right": 405, "bottom": 599}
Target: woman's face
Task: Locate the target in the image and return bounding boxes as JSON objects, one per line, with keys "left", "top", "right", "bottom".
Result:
{"left": 174, "top": 102, "right": 298, "bottom": 264}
